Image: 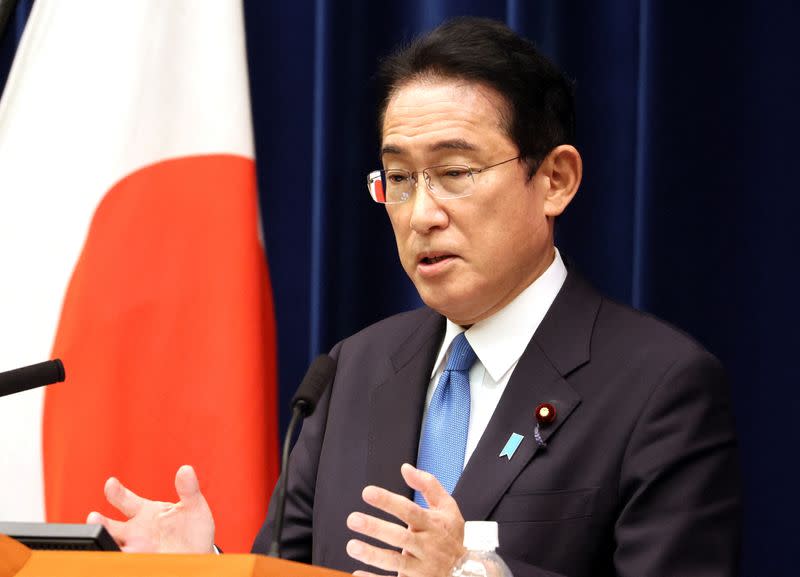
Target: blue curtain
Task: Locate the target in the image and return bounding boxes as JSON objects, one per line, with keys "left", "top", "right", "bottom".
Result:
{"left": 0, "top": 0, "right": 32, "bottom": 95}
{"left": 2, "top": 1, "right": 797, "bottom": 574}
{"left": 244, "top": 1, "right": 799, "bottom": 574}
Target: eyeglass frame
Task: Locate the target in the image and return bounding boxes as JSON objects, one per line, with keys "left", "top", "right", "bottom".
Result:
{"left": 366, "top": 156, "right": 522, "bottom": 204}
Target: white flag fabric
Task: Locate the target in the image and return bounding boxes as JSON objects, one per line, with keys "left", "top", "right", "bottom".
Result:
{"left": 0, "top": 0, "right": 278, "bottom": 551}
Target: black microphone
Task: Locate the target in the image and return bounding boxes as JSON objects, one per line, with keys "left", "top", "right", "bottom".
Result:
{"left": 269, "top": 354, "right": 336, "bottom": 558}
{"left": 0, "top": 359, "right": 66, "bottom": 398}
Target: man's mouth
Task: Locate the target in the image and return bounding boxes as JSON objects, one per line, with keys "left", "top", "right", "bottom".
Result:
{"left": 420, "top": 255, "right": 453, "bottom": 265}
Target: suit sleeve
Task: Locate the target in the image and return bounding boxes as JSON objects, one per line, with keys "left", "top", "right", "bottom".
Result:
{"left": 251, "top": 342, "right": 343, "bottom": 560}
{"left": 613, "top": 349, "right": 741, "bottom": 576}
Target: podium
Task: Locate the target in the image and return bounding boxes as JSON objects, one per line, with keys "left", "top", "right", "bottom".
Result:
{"left": 0, "top": 535, "right": 349, "bottom": 577}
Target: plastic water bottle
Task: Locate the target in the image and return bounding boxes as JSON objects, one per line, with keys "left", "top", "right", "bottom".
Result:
{"left": 451, "top": 521, "right": 513, "bottom": 577}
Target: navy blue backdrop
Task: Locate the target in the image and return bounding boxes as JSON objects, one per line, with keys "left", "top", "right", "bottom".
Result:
{"left": 2, "top": 1, "right": 798, "bottom": 574}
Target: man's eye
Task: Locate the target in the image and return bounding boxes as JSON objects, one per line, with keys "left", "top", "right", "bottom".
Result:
{"left": 441, "top": 167, "right": 470, "bottom": 179}
{"left": 386, "top": 172, "right": 409, "bottom": 184}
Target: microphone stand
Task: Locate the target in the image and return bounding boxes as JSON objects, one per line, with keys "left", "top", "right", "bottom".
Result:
{"left": 268, "top": 402, "right": 306, "bottom": 558}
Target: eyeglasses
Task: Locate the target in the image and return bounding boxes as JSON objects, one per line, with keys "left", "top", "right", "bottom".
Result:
{"left": 366, "top": 156, "right": 521, "bottom": 204}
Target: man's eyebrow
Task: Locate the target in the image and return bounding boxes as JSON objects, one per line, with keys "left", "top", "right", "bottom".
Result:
{"left": 430, "top": 139, "right": 478, "bottom": 152}
{"left": 381, "top": 144, "right": 403, "bottom": 156}
{"left": 380, "top": 139, "right": 478, "bottom": 156}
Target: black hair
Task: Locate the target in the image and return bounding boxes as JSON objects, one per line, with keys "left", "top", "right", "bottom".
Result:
{"left": 377, "top": 17, "right": 575, "bottom": 175}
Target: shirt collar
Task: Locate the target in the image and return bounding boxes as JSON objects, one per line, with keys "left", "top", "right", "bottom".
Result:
{"left": 431, "top": 248, "right": 568, "bottom": 381}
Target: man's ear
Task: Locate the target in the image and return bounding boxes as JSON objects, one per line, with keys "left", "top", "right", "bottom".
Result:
{"left": 540, "top": 144, "right": 582, "bottom": 217}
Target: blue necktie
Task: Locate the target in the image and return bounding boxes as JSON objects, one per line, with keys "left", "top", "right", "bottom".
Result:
{"left": 414, "top": 332, "right": 476, "bottom": 508}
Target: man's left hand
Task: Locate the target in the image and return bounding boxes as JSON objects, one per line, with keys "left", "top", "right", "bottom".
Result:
{"left": 346, "top": 463, "right": 466, "bottom": 577}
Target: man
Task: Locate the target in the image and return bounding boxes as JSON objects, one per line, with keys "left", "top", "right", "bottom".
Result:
{"left": 90, "top": 17, "right": 741, "bottom": 577}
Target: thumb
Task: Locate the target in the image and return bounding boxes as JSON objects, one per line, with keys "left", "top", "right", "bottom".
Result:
{"left": 86, "top": 511, "right": 125, "bottom": 545}
{"left": 174, "top": 465, "right": 203, "bottom": 505}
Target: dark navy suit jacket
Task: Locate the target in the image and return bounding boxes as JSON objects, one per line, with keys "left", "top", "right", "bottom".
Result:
{"left": 253, "top": 271, "right": 741, "bottom": 577}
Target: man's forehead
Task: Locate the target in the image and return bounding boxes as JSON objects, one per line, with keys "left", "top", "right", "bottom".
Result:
{"left": 379, "top": 79, "right": 511, "bottom": 156}
{"left": 388, "top": 77, "right": 503, "bottom": 106}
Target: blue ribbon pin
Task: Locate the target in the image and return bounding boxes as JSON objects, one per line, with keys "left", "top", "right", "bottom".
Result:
{"left": 499, "top": 433, "right": 524, "bottom": 460}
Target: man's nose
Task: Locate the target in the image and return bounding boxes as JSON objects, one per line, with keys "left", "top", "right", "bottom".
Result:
{"left": 409, "top": 176, "right": 447, "bottom": 234}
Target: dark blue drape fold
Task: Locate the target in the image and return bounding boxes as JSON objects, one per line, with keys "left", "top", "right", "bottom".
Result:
{"left": 0, "top": 0, "right": 32, "bottom": 96}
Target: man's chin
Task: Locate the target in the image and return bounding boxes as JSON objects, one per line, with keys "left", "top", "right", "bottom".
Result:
{"left": 418, "top": 292, "right": 477, "bottom": 326}
{"left": 417, "top": 289, "right": 451, "bottom": 317}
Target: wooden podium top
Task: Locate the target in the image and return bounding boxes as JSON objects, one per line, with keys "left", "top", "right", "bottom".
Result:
{"left": 0, "top": 536, "right": 31, "bottom": 577}
{"left": 0, "top": 535, "right": 349, "bottom": 577}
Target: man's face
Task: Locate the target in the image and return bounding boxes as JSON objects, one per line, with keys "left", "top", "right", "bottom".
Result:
{"left": 381, "top": 79, "right": 556, "bottom": 326}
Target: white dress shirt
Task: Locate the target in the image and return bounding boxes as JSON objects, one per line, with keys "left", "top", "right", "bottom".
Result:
{"left": 422, "top": 248, "right": 567, "bottom": 467}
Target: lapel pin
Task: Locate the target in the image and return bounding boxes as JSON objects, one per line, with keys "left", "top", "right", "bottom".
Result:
{"left": 535, "top": 403, "right": 556, "bottom": 425}
{"left": 534, "top": 403, "right": 556, "bottom": 449}
{"left": 499, "top": 432, "right": 524, "bottom": 460}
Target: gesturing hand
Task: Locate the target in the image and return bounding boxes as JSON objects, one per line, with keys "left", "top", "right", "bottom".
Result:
{"left": 86, "top": 465, "right": 215, "bottom": 553}
{"left": 346, "top": 463, "right": 466, "bottom": 577}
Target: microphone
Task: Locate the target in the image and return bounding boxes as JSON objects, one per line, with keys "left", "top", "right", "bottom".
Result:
{"left": 0, "top": 359, "right": 66, "bottom": 398}
{"left": 269, "top": 354, "right": 337, "bottom": 558}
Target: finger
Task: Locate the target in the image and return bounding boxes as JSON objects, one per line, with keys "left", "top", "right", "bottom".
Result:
{"left": 174, "top": 465, "right": 204, "bottom": 506}
{"left": 352, "top": 571, "right": 386, "bottom": 577}
{"left": 347, "top": 512, "right": 419, "bottom": 557}
{"left": 346, "top": 538, "right": 418, "bottom": 576}
{"left": 86, "top": 511, "right": 126, "bottom": 546}
{"left": 361, "top": 485, "right": 426, "bottom": 529}
{"left": 104, "top": 477, "right": 145, "bottom": 518}
{"left": 401, "top": 463, "right": 456, "bottom": 512}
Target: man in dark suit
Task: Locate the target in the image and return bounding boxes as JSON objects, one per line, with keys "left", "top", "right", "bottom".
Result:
{"left": 92, "top": 17, "right": 741, "bottom": 577}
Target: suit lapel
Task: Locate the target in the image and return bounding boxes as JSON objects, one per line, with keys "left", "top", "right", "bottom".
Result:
{"left": 454, "top": 271, "right": 601, "bottom": 521}
{"left": 367, "top": 310, "right": 445, "bottom": 499}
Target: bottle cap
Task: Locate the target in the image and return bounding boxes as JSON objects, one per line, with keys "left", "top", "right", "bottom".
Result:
{"left": 463, "top": 521, "right": 499, "bottom": 551}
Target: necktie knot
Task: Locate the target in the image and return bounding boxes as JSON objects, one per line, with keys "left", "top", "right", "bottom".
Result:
{"left": 446, "top": 333, "right": 476, "bottom": 373}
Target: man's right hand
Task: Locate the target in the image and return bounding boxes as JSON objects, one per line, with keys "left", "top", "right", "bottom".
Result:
{"left": 86, "top": 464, "right": 216, "bottom": 553}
